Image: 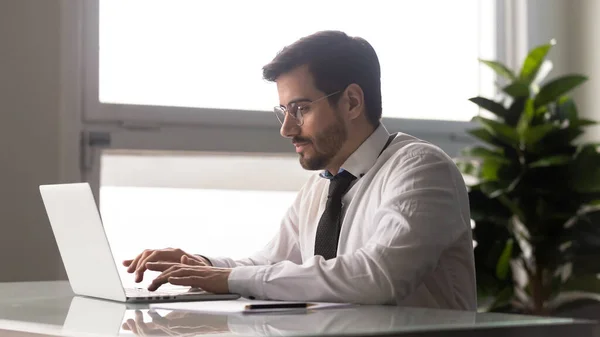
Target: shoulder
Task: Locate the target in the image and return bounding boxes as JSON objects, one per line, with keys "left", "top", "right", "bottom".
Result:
{"left": 383, "top": 132, "right": 456, "bottom": 169}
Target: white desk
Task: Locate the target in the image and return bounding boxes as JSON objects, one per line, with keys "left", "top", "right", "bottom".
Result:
{"left": 0, "top": 281, "right": 597, "bottom": 337}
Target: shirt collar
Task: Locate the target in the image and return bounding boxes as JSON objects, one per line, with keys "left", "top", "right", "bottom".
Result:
{"left": 320, "top": 124, "right": 391, "bottom": 180}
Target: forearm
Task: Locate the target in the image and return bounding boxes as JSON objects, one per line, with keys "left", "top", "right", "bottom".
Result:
{"left": 227, "top": 248, "right": 399, "bottom": 304}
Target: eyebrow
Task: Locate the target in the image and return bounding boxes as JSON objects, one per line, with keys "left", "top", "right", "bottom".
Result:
{"left": 281, "top": 97, "right": 312, "bottom": 107}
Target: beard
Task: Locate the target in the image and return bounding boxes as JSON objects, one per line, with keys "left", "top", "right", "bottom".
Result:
{"left": 295, "top": 117, "right": 348, "bottom": 171}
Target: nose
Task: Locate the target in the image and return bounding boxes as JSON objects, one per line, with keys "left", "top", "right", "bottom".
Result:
{"left": 280, "top": 113, "right": 300, "bottom": 139}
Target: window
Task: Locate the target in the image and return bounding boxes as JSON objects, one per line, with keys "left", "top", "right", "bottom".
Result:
{"left": 88, "top": 0, "right": 497, "bottom": 123}
{"left": 100, "top": 150, "right": 313, "bottom": 287}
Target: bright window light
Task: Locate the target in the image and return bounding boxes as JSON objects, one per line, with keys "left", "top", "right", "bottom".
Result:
{"left": 99, "top": 151, "right": 312, "bottom": 288}
{"left": 99, "top": 0, "right": 496, "bottom": 121}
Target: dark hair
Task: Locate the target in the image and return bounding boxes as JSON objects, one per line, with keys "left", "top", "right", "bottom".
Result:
{"left": 262, "top": 31, "right": 382, "bottom": 127}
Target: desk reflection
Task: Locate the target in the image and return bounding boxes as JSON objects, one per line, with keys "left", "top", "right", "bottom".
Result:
{"left": 63, "top": 296, "right": 590, "bottom": 337}
{"left": 0, "top": 279, "right": 589, "bottom": 337}
{"left": 119, "top": 303, "right": 478, "bottom": 336}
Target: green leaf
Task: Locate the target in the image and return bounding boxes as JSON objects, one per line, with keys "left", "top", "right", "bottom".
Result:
{"left": 472, "top": 116, "right": 519, "bottom": 147}
{"left": 479, "top": 59, "right": 517, "bottom": 81}
{"left": 516, "top": 99, "right": 535, "bottom": 138}
{"left": 496, "top": 239, "right": 514, "bottom": 280}
{"left": 481, "top": 160, "right": 505, "bottom": 182}
{"left": 466, "top": 128, "right": 502, "bottom": 147}
{"left": 570, "top": 145, "right": 600, "bottom": 193}
{"left": 528, "top": 155, "right": 572, "bottom": 168}
{"left": 456, "top": 160, "right": 480, "bottom": 178}
{"left": 520, "top": 41, "right": 554, "bottom": 84}
{"left": 503, "top": 81, "right": 530, "bottom": 98}
{"left": 534, "top": 75, "right": 588, "bottom": 108}
{"left": 506, "top": 97, "right": 527, "bottom": 126}
{"left": 531, "top": 60, "right": 553, "bottom": 88}
{"left": 563, "top": 274, "right": 600, "bottom": 293}
{"left": 469, "top": 97, "right": 509, "bottom": 119}
{"left": 497, "top": 195, "right": 525, "bottom": 222}
{"left": 571, "top": 119, "right": 597, "bottom": 128}
{"left": 488, "top": 286, "right": 514, "bottom": 312}
{"left": 525, "top": 124, "right": 559, "bottom": 147}
{"left": 505, "top": 174, "right": 523, "bottom": 194}
{"left": 480, "top": 182, "right": 505, "bottom": 198}
{"left": 586, "top": 199, "right": 600, "bottom": 206}
{"left": 557, "top": 96, "right": 578, "bottom": 122}
{"left": 461, "top": 146, "right": 508, "bottom": 163}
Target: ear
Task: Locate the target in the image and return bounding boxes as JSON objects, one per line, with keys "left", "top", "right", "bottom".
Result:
{"left": 344, "top": 84, "right": 365, "bottom": 121}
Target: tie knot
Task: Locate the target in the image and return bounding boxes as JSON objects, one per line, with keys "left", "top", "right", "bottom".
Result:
{"left": 328, "top": 170, "right": 356, "bottom": 198}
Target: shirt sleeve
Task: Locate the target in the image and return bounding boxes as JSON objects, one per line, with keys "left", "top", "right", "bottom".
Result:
{"left": 227, "top": 148, "right": 470, "bottom": 305}
{"left": 202, "top": 183, "right": 306, "bottom": 268}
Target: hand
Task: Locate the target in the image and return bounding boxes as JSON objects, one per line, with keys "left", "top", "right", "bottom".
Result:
{"left": 146, "top": 262, "right": 231, "bottom": 294}
{"left": 122, "top": 309, "right": 230, "bottom": 336}
{"left": 123, "top": 248, "right": 210, "bottom": 283}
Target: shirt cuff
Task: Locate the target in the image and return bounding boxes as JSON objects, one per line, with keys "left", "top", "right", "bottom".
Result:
{"left": 228, "top": 265, "right": 268, "bottom": 299}
{"left": 200, "top": 256, "right": 230, "bottom": 268}
{"left": 195, "top": 254, "right": 213, "bottom": 266}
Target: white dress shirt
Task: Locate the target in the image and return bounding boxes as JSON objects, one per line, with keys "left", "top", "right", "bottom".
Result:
{"left": 207, "top": 124, "right": 477, "bottom": 310}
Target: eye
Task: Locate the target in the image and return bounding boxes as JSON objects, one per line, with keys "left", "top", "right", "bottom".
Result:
{"left": 296, "top": 105, "right": 310, "bottom": 115}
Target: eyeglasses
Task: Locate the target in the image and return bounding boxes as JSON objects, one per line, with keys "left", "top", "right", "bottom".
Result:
{"left": 273, "top": 91, "right": 341, "bottom": 126}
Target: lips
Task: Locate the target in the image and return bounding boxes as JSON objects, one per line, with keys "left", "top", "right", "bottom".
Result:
{"left": 293, "top": 142, "right": 311, "bottom": 153}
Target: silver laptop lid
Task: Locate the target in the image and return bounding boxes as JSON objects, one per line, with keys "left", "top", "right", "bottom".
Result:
{"left": 40, "top": 183, "right": 126, "bottom": 302}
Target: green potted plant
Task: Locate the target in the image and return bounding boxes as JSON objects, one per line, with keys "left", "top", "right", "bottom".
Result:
{"left": 457, "top": 40, "right": 600, "bottom": 315}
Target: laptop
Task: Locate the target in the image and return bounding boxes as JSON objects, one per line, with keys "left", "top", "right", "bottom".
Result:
{"left": 39, "top": 182, "right": 240, "bottom": 303}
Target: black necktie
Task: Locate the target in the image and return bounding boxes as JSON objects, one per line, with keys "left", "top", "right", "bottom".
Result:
{"left": 314, "top": 170, "right": 357, "bottom": 260}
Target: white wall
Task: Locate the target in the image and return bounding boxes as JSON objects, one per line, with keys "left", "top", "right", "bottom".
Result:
{"left": 0, "top": 0, "right": 72, "bottom": 281}
{"left": 527, "top": 0, "right": 600, "bottom": 141}
{"left": 564, "top": 0, "right": 600, "bottom": 142}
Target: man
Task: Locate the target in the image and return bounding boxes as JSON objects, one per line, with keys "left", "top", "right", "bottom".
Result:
{"left": 123, "top": 31, "right": 477, "bottom": 310}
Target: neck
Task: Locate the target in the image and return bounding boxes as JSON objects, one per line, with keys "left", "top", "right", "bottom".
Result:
{"left": 326, "top": 123, "right": 377, "bottom": 175}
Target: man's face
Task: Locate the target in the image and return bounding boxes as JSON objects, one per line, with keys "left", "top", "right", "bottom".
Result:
{"left": 276, "top": 66, "right": 348, "bottom": 171}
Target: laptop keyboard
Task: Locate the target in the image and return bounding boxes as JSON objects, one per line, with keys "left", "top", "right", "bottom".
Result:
{"left": 125, "top": 287, "right": 207, "bottom": 298}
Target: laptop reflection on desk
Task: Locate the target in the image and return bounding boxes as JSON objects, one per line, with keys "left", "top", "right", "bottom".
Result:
{"left": 63, "top": 296, "right": 232, "bottom": 336}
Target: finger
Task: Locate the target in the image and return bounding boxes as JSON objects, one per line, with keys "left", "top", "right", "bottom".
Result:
{"left": 147, "top": 311, "right": 170, "bottom": 330}
{"left": 135, "top": 251, "right": 162, "bottom": 283}
{"left": 134, "top": 310, "right": 154, "bottom": 336}
{"left": 147, "top": 310, "right": 165, "bottom": 321}
{"left": 181, "top": 255, "right": 197, "bottom": 266}
{"left": 146, "top": 261, "right": 178, "bottom": 272}
{"left": 123, "top": 259, "right": 133, "bottom": 267}
{"left": 137, "top": 321, "right": 160, "bottom": 335}
{"left": 127, "top": 250, "right": 151, "bottom": 274}
{"left": 183, "top": 255, "right": 204, "bottom": 266}
{"left": 125, "top": 319, "right": 138, "bottom": 335}
{"left": 149, "top": 267, "right": 199, "bottom": 291}
{"left": 127, "top": 251, "right": 149, "bottom": 273}
{"left": 147, "top": 265, "right": 182, "bottom": 291}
